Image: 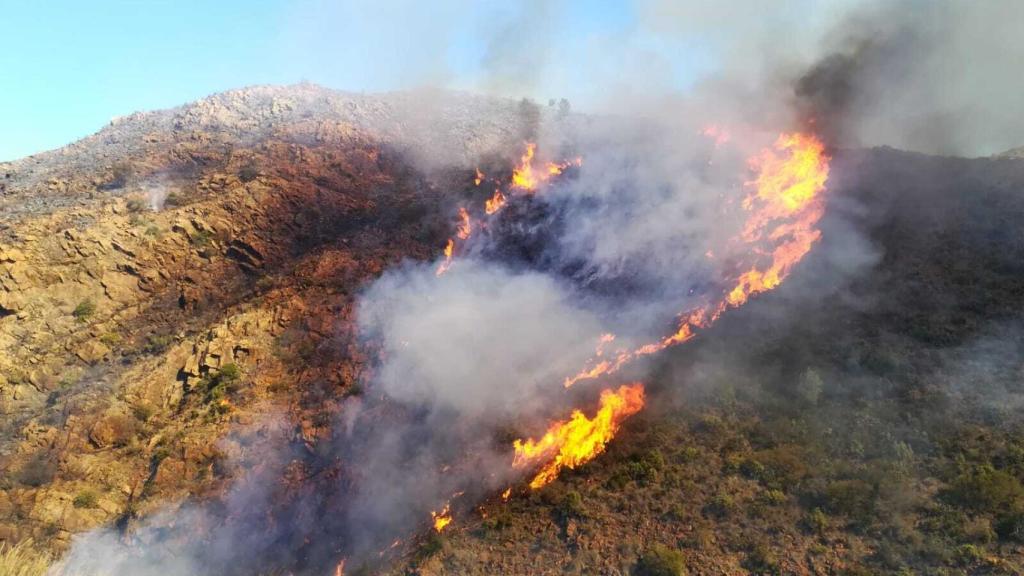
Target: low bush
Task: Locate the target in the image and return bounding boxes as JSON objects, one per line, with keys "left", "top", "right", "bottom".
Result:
{"left": 73, "top": 490, "right": 98, "bottom": 509}
{"left": 635, "top": 544, "right": 687, "bottom": 576}
{"left": 72, "top": 299, "right": 96, "bottom": 321}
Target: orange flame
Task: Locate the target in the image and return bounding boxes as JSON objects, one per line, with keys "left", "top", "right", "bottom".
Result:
{"left": 431, "top": 504, "right": 452, "bottom": 532}
{"left": 513, "top": 383, "right": 645, "bottom": 489}
{"left": 436, "top": 143, "right": 579, "bottom": 275}
{"left": 435, "top": 239, "right": 455, "bottom": 276}
{"left": 511, "top": 143, "right": 581, "bottom": 192}
{"left": 562, "top": 132, "right": 829, "bottom": 388}
{"left": 485, "top": 189, "right": 506, "bottom": 215}
{"left": 456, "top": 207, "right": 472, "bottom": 240}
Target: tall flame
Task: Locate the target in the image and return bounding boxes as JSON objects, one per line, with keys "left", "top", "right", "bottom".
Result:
{"left": 513, "top": 383, "right": 646, "bottom": 489}
{"left": 562, "top": 132, "right": 829, "bottom": 388}
{"left": 511, "top": 142, "right": 582, "bottom": 192}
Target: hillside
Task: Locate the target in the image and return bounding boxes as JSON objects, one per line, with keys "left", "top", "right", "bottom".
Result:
{"left": 3, "top": 85, "right": 1024, "bottom": 575}
{"left": 0, "top": 84, "right": 546, "bottom": 554}
{"left": 403, "top": 148, "right": 1024, "bottom": 575}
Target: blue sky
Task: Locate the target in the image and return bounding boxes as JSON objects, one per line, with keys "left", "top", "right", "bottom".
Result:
{"left": 0, "top": 0, "right": 720, "bottom": 161}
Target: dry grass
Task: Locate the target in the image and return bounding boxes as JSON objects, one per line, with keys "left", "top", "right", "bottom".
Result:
{"left": 0, "top": 539, "right": 51, "bottom": 576}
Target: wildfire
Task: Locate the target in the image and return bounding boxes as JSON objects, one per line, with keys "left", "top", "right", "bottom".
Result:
{"left": 561, "top": 131, "right": 829, "bottom": 388}
{"left": 513, "top": 383, "right": 646, "bottom": 489}
{"left": 511, "top": 142, "right": 582, "bottom": 192}
{"left": 431, "top": 504, "right": 452, "bottom": 532}
{"left": 456, "top": 207, "right": 472, "bottom": 240}
{"left": 435, "top": 238, "right": 455, "bottom": 276}
{"left": 484, "top": 189, "right": 506, "bottom": 215}
{"left": 436, "top": 142, "right": 580, "bottom": 276}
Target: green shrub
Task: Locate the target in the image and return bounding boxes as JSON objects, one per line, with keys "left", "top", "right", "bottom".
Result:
{"left": 414, "top": 531, "right": 445, "bottom": 565}
{"left": 706, "top": 492, "right": 736, "bottom": 517}
{"left": 955, "top": 543, "right": 985, "bottom": 565}
{"left": 201, "top": 363, "right": 243, "bottom": 403}
{"left": 163, "top": 190, "right": 185, "bottom": 207}
{"left": 126, "top": 196, "right": 148, "bottom": 213}
{"left": 825, "top": 479, "right": 877, "bottom": 520}
{"left": 558, "top": 490, "right": 586, "bottom": 519}
{"left": 143, "top": 334, "right": 174, "bottom": 355}
{"left": 995, "top": 510, "right": 1024, "bottom": 542}
{"left": 797, "top": 368, "right": 824, "bottom": 404}
{"left": 804, "top": 507, "right": 829, "bottom": 535}
{"left": 99, "top": 332, "right": 122, "bottom": 346}
{"left": 746, "top": 543, "right": 780, "bottom": 574}
{"left": 132, "top": 403, "right": 154, "bottom": 422}
{"left": 73, "top": 490, "right": 98, "bottom": 509}
{"left": 945, "top": 464, "right": 1024, "bottom": 513}
{"left": 239, "top": 165, "right": 259, "bottom": 183}
{"left": 72, "top": 299, "right": 96, "bottom": 321}
{"left": 635, "top": 544, "right": 687, "bottom": 576}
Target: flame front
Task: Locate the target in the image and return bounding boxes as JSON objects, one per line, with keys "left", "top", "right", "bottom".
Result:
{"left": 561, "top": 131, "right": 829, "bottom": 388}
{"left": 436, "top": 142, "right": 580, "bottom": 276}
{"left": 511, "top": 142, "right": 582, "bottom": 192}
{"left": 513, "top": 383, "right": 646, "bottom": 489}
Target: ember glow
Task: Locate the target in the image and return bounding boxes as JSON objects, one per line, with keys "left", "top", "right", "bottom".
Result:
{"left": 512, "top": 383, "right": 646, "bottom": 489}
{"left": 431, "top": 504, "right": 452, "bottom": 532}
{"left": 561, "top": 131, "right": 829, "bottom": 388}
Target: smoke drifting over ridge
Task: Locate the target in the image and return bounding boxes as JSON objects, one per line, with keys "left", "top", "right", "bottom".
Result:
{"left": 52, "top": 2, "right": 1021, "bottom": 575}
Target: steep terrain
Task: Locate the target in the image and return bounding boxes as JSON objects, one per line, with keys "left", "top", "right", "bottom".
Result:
{"left": 4, "top": 85, "right": 1024, "bottom": 576}
{"left": 393, "top": 149, "right": 1024, "bottom": 575}
{"left": 0, "top": 84, "right": 544, "bottom": 554}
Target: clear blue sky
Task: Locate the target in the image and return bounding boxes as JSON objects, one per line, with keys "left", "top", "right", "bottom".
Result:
{"left": 0, "top": 0, "right": 718, "bottom": 161}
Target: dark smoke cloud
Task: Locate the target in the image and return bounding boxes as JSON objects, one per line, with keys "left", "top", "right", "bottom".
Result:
{"left": 792, "top": 0, "right": 1024, "bottom": 155}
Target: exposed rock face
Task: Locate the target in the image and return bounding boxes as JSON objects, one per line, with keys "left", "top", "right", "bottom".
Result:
{"left": 0, "top": 84, "right": 544, "bottom": 551}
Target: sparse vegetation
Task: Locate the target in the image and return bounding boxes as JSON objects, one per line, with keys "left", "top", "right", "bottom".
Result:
{"left": 72, "top": 298, "right": 96, "bottom": 321}
{"left": 201, "top": 363, "right": 242, "bottom": 404}
{"left": 239, "top": 165, "right": 259, "bottom": 183}
{"left": 126, "top": 195, "right": 148, "bottom": 213}
{"left": 0, "top": 539, "right": 51, "bottom": 576}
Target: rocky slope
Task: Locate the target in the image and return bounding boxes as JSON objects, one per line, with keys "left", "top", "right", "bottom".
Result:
{"left": 0, "top": 84, "right": 549, "bottom": 553}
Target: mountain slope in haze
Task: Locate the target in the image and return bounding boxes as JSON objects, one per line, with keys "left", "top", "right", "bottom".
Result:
{"left": 3, "top": 85, "right": 1024, "bottom": 576}
{"left": 0, "top": 84, "right": 551, "bottom": 555}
